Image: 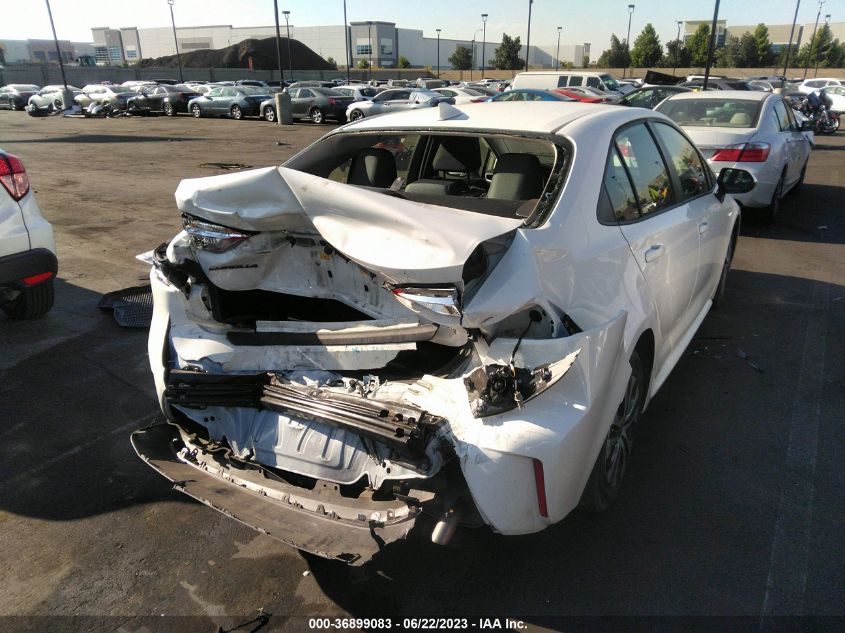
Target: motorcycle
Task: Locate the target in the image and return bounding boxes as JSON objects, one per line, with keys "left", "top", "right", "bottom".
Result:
{"left": 799, "top": 91, "right": 839, "bottom": 135}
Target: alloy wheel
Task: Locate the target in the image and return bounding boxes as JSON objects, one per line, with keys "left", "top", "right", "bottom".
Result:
{"left": 231, "top": 105, "right": 242, "bottom": 120}
{"left": 603, "top": 362, "right": 642, "bottom": 488}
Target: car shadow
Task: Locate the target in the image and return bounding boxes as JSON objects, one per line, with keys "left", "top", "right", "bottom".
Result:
{"left": 7, "top": 134, "right": 204, "bottom": 144}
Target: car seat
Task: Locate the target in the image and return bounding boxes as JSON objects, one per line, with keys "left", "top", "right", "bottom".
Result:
{"left": 487, "top": 153, "right": 545, "bottom": 200}
{"left": 347, "top": 148, "right": 397, "bottom": 188}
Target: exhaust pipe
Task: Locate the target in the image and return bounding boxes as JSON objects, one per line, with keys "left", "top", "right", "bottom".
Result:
{"left": 431, "top": 507, "right": 460, "bottom": 545}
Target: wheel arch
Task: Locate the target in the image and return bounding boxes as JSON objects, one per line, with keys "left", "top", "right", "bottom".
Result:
{"left": 633, "top": 328, "right": 655, "bottom": 408}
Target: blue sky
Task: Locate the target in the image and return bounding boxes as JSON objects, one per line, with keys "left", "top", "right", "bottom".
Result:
{"left": 3, "top": 0, "right": 834, "bottom": 55}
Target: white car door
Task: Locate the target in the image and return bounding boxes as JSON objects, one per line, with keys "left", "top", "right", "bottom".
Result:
{"left": 772, "top": 98, "right": 806, "bottom": 187}
{"left": 605, "top": 122, "right": 702, "bottom": 361}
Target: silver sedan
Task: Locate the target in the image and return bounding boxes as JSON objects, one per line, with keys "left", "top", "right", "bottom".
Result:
{"left": 346, "top": 88, "right": 453, "bottom": 121}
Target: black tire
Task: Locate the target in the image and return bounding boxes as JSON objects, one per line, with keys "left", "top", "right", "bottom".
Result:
{"left": 349, "top": 109, "right": 364, "bottom": 122}
{"left": 580, "top": 351, "right": 645, "bottom": 514}
{"left": 230, "top": 105, "right": 243, "bottom": 120}
{"left": 310, "top": 107, "right": 324, "bottom": 124}
{"left": 762, "top": 169, "right": 786, "bottom": 223}
{"left": 53, "top": 99, "right": 64, "bottom": 111}
{"left": 712, "top": 227, "right": 737, "bottom": 309}
{"left": 2, "top": 280, "right": 54, "bottom": 320}
{"left": 263, "top": 106, "right": 276, "bottom": 122}
{"left": 791, "top": 160, "right": 807, "bottom": 195}
{"left": 191, "top": 104, "right": 202, "bottom": 118}
{"left": 26, "top": 103, "right": 38, "bottom": 117}
{"left": 163, "top": 102, "right": 175, "bottom": 116}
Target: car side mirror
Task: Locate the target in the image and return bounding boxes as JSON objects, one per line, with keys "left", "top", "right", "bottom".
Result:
{"left": 800, "top": 119, "right": 814, "bottom": 131}
{"left": 716, "top": 168, "right": 756, "bottom": 201}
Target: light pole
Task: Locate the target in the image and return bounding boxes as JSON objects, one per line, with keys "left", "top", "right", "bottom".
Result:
{"left": 273, "top": 0, "right": 284, "bottom": 83}
{"left": 436, "top": 29, "right": 441, "bottom": 78}
{"left": 702, "top": 0, "right": 720, "bottom": 91}
{"left": 555, "top": 26, "right": 562, "bottom": 70}
{"left": 342, "top": 0, "right": 350, "bottom": 84}
{"left": 814, "top": 13, "right": 831, "bottom": 77}
{"left": 623, "top": 4, "right": 634, "bottom": 78}
{"left": 283, "top": 11, "right": 292, "bottom": 81}
{"left": 471, "top": 29, "right": 482, "bottom": 81}
{"left": 481, "top": 14, "right": 488, "bottom": 78}
{"left": 367, "top": 21, "right": 373, "bottom": 81}
{"left": 167, "top": 0, "right": 184, "bottom": 82}
{"left": 525, "top": 0, "right": 533, "bottom": 70}
{"left": 803, "top": 0, "right": 825, "bottom": 79}
{"left": 783, "top": 0, "right": 801, "bottom": 79}
{"left": 673, "top": 20, "right": 682, "bottom": 75}
{"left": 44, "top": 0, "right": 69, "bottom": 92}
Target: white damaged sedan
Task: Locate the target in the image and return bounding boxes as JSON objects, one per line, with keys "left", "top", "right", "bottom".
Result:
{"left": 133, "top": 101, "right": 755, "bottom": 564}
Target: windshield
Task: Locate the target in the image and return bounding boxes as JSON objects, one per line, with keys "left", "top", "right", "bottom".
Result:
{"left": 14, "top": 85, "right": 40, "bottom": 92}
{"left": 358, "top": 87, "right": 378, "bottom": 97}
{"left": 600, "top": 74, "right": 620, "bottom": 91}
{"left": 657, "top": 98, "right": 764, "bottom": 128}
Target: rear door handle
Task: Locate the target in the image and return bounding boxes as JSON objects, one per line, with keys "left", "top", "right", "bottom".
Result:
{"left": 644, "top": 244, "right": 666, "bottom": 263}
{"left": 699, "top": 221, "right": 709, "bottom": 235}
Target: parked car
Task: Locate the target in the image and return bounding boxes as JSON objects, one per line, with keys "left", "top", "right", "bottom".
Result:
{"left": 553, "top": 87, "right": 615, "bottom": 103}
{"left": 287, "top": 87, "right": 354, "bottom": 123}
{"left": 512, "top": 71, "right": 630, "bottom": 94}
{"left": 681, "top": 78, "right": 762, "bottom": 91}
{"left": 126, "top": 84, "right": 202, "bottom": 116}
{"left": 187, "top": 86, "right": 271, "bottom": 120}
{"left": 796, "top": 78, "right": 843, "bottom": 94}
{"left": 821, "top": 85, "right": 845, "bottom": 112}
{"left": 656, "top": 91, "right": 812, "bottom": 220}
{"left": 332, "top": 85, "right": 379, "bottom": 101}
{"left": 616, "top": 85, "right": 692, "bottom": 109}
{"left": 75, "top": 84, "right": 137, "bottom": 110}
{"left": 132, "top": 101, "right": 754, "bottom": 564}
{"left": 432, "top": 86, "right": 489, "bottom": 104}
{"left": 0, "top": 84, "right": 40, "bottom": 110}
{"left": 346, "top": 88, "right": 453, "bottom": 121}
{"left": 26, "top": 85, "right": 82, "bottom": 113}
{"left": 287, "top": 81, "right": 337, "bottom": 90}
{"left": 487, "top": 88, "right": 575, "bottom": 102}
{"left": 0, "top": 149, "right": 57, "bottom": 319}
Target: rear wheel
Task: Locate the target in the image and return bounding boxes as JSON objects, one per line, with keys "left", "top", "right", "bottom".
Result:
{"left": 2, "top": 280, "right": 54, "bottom": 320}
{"left": 349, "top": 109, "right": 364, "bottom": 122}
{"left": 263, "top": 106, "right": 276, "bottom": 122}
{"left": 791, "top": 160, "right": 808, "bottom": 195}
{"left": 163, "top": 102, "right": 175, "bottom": 116}
{"left": 762, "top": 169, "right": 786, "bottom": 223}
{"left": 310, "top": 107, "right": 324, "bottom": 124}
{"left": 230, "top": 105, "right": 243, "bottom": 120}
{"left": 712, "top": 228, "right": 737, "bottom": 309}
{"left": 580, "top": 351, "right": 645, "bottom": 514}
{"left": 191, "top": 104, "right": 202, "bottom": 118}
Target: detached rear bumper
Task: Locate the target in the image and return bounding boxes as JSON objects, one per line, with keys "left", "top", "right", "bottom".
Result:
{"left": 131, "top": 422, "right": 423, "bottom": 565}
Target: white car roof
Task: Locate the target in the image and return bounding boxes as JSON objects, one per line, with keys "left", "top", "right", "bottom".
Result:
{"left": 341, "top": 101, "right": 655, "bottom": 135}
{"left": 663, "top": 90, "right": 772, "bottom": 102}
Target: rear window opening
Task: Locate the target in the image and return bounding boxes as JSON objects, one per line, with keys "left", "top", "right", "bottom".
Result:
{"left": 658, "top": 99, "right": 763, "bottom": 128}
{"left": 285, "top": 131, "right": 571, "bottom": 225}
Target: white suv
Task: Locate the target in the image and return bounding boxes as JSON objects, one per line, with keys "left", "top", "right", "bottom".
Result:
{"left": 0, "top": 150, "right": 57, "bottom": 319}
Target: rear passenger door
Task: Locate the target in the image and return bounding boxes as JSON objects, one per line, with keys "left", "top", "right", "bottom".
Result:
{"left": 772, "top": 98, "right": 804, "bottom": 186}
{"left": 606, "top": 122, "right": 702, "bottom": 359}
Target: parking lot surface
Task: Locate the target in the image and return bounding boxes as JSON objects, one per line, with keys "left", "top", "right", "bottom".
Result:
{"left": 0, "top": 111, "right": 843, "bottom": 632}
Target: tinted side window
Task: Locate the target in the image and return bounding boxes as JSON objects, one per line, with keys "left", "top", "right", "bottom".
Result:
{"left": 614, "top": 123, "right": 673, "bottom": 217}
{"left": 600, "top": 148, "right": 640, "bottom": 223}
{"left": 772, "top": 100, "right": 791, "bottom": 131}
{"left": 556, "top": 76, "right": 569, "bottom": 87}
{"left": 586, "top": 76, "right": 601, "bottom": 88}
{"left": 652, "top": 122, "right": 711, "bottom": 200}
{"left": 569, "top": 76, "right": 583, "bottom": 87}
{"left": 299, "top": 89, "right": 314, "bottom": 98}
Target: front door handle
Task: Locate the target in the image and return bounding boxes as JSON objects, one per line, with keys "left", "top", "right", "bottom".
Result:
{"left": 699, "top": 221, "right": 709, "bottom": 235}
{"left": 644, "top": 244, "right": 666, "bottom": 263}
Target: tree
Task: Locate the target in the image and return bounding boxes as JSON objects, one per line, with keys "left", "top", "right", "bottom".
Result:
{"left": 797, "top": 24, "right": 836, "bottom": 68}
{"left": 326, "top": 56, "right": 337, "bottom": 68}
{"left": 491, "top": 33, "right": 524, "bottom": 70}
{"left": 753, "top": 24, "right": 775, "bottom": 66}
{"left": 630, "top": 23, "right": 662, "bottom": 67}
{"left": 687, "top": 23, "right": 711, "bottom": 66}
{"left": 449, "top": 45, "right": 473, "bottom": 70}
{"left": 738, "top": 32, "right": 758, "bottom": 67}
{"left": 597, "top": 34, "right": 629, "bottom": 68}
{"left": 397, "top": 55, "right": 410, "bottom": 68}
{"left": 357, "top": 59, "right": 369, "bottom": 69}
{"left": 715, "top": 35, "right": 741, "bottom": 67}
{"left": 582, "top": 55, "right": 590, "bottom": 68}
{"left": 662, "top": 39, "right": 691, "bottom": 68}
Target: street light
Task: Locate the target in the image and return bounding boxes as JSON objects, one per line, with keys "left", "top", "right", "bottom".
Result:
{"left": 525, "top": 0, "right": 533, "bottom": 71}
{"left": 783, "top": 0, "right": 801, "bottom": 79}
{"left": 702, "top": 0, "right": 721, "bottom": 91}
{"left": 167, "top": 0, "right": 183, "bottom": 82}
{"left": 814, "top": 12, "right": 832, "bottom": 76}
{"left": 481, "top": 14, "right": 488, "bottom": 79}
{"left": 44, "top": 0, "right": 69, "bottom": 93}
{"left": 436, "top": 29, "right": 441, "bottom": 79}
{"left": 623, "top": 4, "right": 634, "bottom": 79}
{"left": 471, "top": 28, "right": 482, "bottom": 81}
{"left": 342, "top": 0, "right": 350, "bottom": 85}
{"left": 283, "top": 10, "right": 292, "bottom": 81}
{"left": 273, "top": 0, "right": 284, "bottom": 83}
{"left": 367, "top": 21, "right": 373, "bottom": 81}
{"left": 555, "top": 26, "right": 562, "bottom": 71}
{"left": 803, "top": 0, "right": 825, "bottom": 79}
{"left": 673, "top": 20, "right": 682, "bottom": 75}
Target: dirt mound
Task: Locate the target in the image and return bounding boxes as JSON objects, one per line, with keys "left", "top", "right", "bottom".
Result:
{"left": 137, "top": 37, "right": 334, "bottom": 70}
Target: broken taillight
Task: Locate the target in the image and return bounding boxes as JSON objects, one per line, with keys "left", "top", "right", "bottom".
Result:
{"left": 532, "top": 458, "right": 549, "bottom": 518}
{"left": 390, "top": 286, "right": 461, "bottom": 317}
{"left": 181, "top": 214, "right": 256, "bottom": 253}
{"left": 0, "top": 153, "right": 31, "bottom": 201}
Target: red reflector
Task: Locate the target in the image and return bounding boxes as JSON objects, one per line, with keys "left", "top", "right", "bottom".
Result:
{"left": 22, "top": 271, "right": 53, "bottom": 286}
{"left": 532, "top": 458, "right": 549, "bottom": 518}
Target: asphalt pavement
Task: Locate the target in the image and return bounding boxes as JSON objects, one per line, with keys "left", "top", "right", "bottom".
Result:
{"left": 0, "top": 111, "right": 842, "bottom": 633}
